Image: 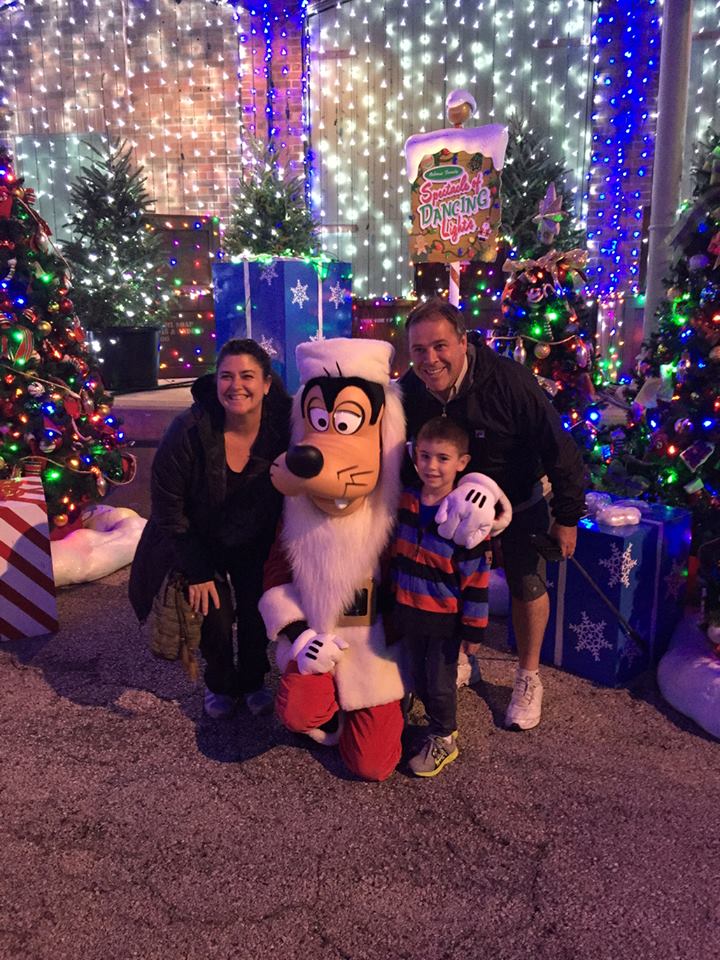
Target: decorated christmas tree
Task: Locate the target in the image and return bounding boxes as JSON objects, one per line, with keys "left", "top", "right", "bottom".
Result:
{"left": 0, "top": 146, "right": 133, "bottom": 532}
{"left": 222, "top": 137, "right": 319, "bottom": 258}
{"left": 63, "top": 140, "right": 171, "bottom": 329}
{"left": 501, "top": 115, "right": 586, "bottom": 260}
{"left": 495, "top": 248, "right": 596, "bottom": 422}
{"left": 588, "top": 128, "right": 720, "bottom": 545}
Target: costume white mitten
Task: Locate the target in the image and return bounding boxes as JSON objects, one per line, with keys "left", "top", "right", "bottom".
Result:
{"left": 290, "top": 628, "right": 349, "bottom": 675}
{"left": 435, "top": 473, "right": 513, "bottom": 549}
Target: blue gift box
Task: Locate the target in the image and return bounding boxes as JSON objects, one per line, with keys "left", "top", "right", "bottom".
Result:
{"left": 212, "top": 258, "right": 352, "bottom": 393}
{"left": 510, "top": 502, "right": 691, "bottom": 686}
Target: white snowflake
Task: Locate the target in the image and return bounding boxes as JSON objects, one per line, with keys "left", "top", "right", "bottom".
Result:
{"left": 260, "top": 260, "right": 277, "bottom": 285}
{"left": 258, "top": 335, "right": 278, "bottom": 358}
{"left": 599, "top": 542, "right": 638, "bottom": 588}
{"left": 569, "top": 611, "right": 612, "bottom": 661}
{"left": 290, "top": 279, "right": 309, "bottom": 308}
{"left": 663, "top": 561, "right": 685, "bottom": 601}
{"left": 328, "top": 281, "right": 348, "bottom": 308}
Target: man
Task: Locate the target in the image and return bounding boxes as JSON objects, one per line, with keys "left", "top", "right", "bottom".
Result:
{"left": 399, "top": 297, "right": 586, "bottom": 730}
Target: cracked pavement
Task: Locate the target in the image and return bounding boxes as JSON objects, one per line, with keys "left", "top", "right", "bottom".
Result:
{"left": 0, "top": 393, "right": 717, "bottom": 960}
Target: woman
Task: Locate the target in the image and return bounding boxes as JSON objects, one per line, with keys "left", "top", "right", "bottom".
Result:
{"left": 129, "top": 338, "right": 291, "bottom": 718}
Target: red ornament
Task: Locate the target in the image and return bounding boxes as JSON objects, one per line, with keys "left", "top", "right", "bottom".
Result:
{"left": 0, "top": 185, "right": 13, "bottom": 219}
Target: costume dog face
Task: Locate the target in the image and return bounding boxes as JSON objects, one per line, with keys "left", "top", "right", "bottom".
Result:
{"left": 270, "top": 339, "right": 403, "bottom": 520}
{"left": 271, "top": 376, "right": 385, "bottom": 517}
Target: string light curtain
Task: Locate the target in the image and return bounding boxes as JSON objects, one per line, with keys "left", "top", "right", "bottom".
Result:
{"left": 307, "top": 0, "right": 595, "bottom": 299}
{"left": 0, "top": 0, "right": 241, "bottom": 240}
{"left": 685, "top": 0, "right": 720, "bottom": 195}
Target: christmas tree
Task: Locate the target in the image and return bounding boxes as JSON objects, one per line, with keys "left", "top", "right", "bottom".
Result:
{"left": 495, "top": 247, "right": 597, "bottom": 424}
{"left": 501, "top": 115, "right": 586, "bottom": 260}
{"left": 588, "top": 128, "right": 720, "bottom": 545}
{"left": 0, "top": 146, "right": 133, "bottom": 532}
{"left": 63, "top": 140, "right": 171, "bottom": 329}
{"left": 222, "top": 137, "right": 319, "bottom": 258}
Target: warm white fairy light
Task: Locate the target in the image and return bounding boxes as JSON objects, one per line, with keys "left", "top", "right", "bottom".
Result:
{"left": 1, "top": 0, "right": 719, "bottom": 304}
{"left": 2, "top": 0, "right": 241, "bottom": 239}
{"left": 308, "top": 0, "right": 595, "bottom": 298}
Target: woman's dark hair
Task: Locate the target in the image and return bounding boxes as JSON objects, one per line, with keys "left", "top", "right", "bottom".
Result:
{"left": 405, "top": 297, "right": 467, "bottom": 338}
{"left": 216, "top": 338, "right": 272, "bottom": 379}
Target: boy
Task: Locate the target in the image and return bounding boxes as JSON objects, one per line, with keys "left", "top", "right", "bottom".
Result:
{"left": 392, "top": 416, "right": 493, "bottom": 777}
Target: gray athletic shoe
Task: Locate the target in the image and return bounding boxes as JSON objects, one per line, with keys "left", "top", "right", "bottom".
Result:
{"left": 203, "top": 691, "right": 238, "bottom": 719}
{"left": 245, "top": 688, "right": 274, "bottom": 717}
{"left": 408, "top": 733, "right": 459, "bottom": 778}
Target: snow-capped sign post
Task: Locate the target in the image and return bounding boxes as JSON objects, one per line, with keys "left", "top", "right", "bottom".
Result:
{"left": 405, "top": 90, "right": 509, "bottom": 305}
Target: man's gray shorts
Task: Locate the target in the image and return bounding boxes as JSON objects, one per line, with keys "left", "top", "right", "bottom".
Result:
{"left": 499, "top": 497, "right": 552, "bottom": 601}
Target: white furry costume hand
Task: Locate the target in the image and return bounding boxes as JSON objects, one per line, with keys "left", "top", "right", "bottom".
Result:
{"left": 435, "top": 473, "right": 513, "bottom": 549}
{"left": 290, "top": 629, "right": 349, "bottom": 675}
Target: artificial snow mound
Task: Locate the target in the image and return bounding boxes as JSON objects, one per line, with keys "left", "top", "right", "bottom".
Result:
{"left": 51, "top": 505, "right": 147, "bottom": 586}
{"left": 657, "top": 612, "right": 720, "bottom": 740}
{"left": 405, "top": 124, "right": 509, "bottom": 182}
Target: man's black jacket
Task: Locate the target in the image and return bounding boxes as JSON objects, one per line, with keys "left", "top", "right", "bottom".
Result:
{"left": 398, "top": 338, "right": 587, "bottom": 527}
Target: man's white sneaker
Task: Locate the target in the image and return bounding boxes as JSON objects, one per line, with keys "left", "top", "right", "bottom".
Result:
{"left": 504, "top": 671, "right": 543, "bottom": 730}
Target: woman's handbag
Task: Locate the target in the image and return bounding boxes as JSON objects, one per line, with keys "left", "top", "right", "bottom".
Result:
{"left": 148, "top": 572, "right": 203, "bottom": 681}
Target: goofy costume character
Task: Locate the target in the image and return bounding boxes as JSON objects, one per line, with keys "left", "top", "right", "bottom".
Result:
{"left": 259, "top": 338, "right": 507, "bottom": 781}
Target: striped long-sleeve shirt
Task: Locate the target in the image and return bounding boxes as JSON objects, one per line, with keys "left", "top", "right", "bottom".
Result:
{"left": 391, "top": 486, "right": 491, "bottom": 645}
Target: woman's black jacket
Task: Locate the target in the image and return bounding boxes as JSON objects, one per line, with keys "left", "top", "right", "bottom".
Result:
{"left": 128, "top": 372, "right": 291, "bottom": 623}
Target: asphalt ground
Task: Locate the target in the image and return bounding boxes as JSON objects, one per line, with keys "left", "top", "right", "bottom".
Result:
{"left": 0, "top": 389, "right": 717, "bottom": 960}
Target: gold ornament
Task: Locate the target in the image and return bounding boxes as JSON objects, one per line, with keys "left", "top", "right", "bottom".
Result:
{"left": 47, "top": 301, "right": 60, "bottom": 314}
{"left": 534, "top": 342, "right": 551, "bottom": 359}
{"left": 36, "top": 320, "right": 53, "bottom": 337}
{"left": 53, "top": 513, "right": 69, "bottom": 527}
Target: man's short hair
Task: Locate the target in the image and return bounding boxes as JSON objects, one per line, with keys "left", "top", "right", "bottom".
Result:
{"left": 416, "top": 416, "right": 469, "bottom": 455}
{"left": 405, "top": 297, "right": 467, "bottom": 338}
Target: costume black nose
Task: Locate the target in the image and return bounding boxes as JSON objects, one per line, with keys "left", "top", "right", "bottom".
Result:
{"left": 285, "top": 444, "right": 324, "bottom": 478}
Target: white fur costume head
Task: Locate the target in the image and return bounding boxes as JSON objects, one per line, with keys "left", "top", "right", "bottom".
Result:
{"left": 281, "top": 338, "right": 406, "bottom": 633}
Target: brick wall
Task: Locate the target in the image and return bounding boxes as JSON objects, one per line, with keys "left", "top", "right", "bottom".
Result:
{"left": 0, "top": 0, "right": 307, "bottom": 225}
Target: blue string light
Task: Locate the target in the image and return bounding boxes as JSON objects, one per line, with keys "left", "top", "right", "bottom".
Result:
{"left": 587, "top": 2, "right": 661, "bottom": 299}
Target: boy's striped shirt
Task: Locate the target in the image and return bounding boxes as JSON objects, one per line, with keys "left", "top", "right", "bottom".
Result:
{"left": 392, "top": 487, "right": 490, "bottom": 644}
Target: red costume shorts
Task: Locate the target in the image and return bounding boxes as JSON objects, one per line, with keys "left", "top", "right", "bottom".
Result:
{"left": 276, "top": 661, "right": 403, "bottom": 782}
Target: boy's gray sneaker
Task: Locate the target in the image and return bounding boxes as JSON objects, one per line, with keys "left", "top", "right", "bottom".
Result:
{"left": 504, "top": 671, "right": 543, "bottom": 730}
{"left": 408, "top": 733, "right": 459, "bottom": 778}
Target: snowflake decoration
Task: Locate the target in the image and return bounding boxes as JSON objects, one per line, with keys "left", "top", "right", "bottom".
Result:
{"left": 328, "top": 281, "right": 348, "bottom": 309}
{"left": 569, "top": 611, "right": 612, "bottom": 662}
{"left": 599, "top": 542, "right": 638, "bottom": 588}
{"left": 663, "top": 561, "right": 685, "bottom": 601}
{"left": 260, "top": 260, "right": 277, "bottom": 286}
{"left": 290, "top": 279, "right": 309, "bottom": 308}
{"left": 258, "top": 335, "right": 278, "bottom": 359}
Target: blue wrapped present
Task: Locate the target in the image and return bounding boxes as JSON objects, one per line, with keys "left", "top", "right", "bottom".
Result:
{"left": 510, "top": 501, "right": 691, "bottom": 686}
{"left": 212, "top": 257, "right": 352, "bottom": 393}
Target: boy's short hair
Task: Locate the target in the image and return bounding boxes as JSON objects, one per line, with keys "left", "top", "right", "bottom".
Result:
{"left": 416, "top": 416, "right": 469, "bottom": 455}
